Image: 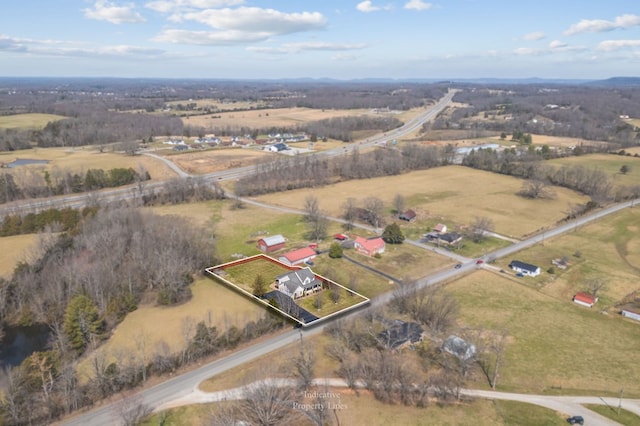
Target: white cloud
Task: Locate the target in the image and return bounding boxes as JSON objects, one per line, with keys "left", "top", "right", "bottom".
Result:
{"left": 84, "top": 0, "right": 145, "bottom": 24}
{"left": 513, "top": 47, "right": 543, "bottom": 56}
{"left": 564, "top": 14, "right": 640, "bottom": 36}
{"left": 357, "top": 1, "right": 382, "bottom": 13}
{"left": 549, "top": 40, "right": 567, "bottom": 49}
{"left": 178, "top": 7, "right": 326, "bottom": 34}
{"left": 247, "top": 42, "right": 367, "bottom": 55}
{"left": 523, "top": 32, "right": 545, "bottom": 41}
{"left": 596, "top": 39, "right": 640, "bottom": 51}
{"left": 145, "top": 0, "right": 245, "bottom": 14}
{"left": 154, "top": 29, "right": 269, "bottom": 45}
{"left": 332, "top": 53, "right": 357, "bottom": 61}
{"left": 404, "top": 0, "right": 432, "bottom": 11}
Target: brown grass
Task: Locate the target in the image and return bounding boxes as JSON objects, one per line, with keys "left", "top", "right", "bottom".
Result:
{"left": 0, "top": 148, "right": 177, "bottom": 181}
{"left": 77, "top": 277, "right": 265, "bottom": 378}
{"left": 0, "top": 234, "right": 37, "bottom": 278}
{"left": 0, "top": 113, "right": 66, "bottom": 129}
{"left": 167, "top": 148, "right": 268, "bottom": 174}
{"left": 252, "top": 165, "right": 589, "bottom": 238}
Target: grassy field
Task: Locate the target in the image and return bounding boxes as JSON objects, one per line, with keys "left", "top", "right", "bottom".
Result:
{"left": 0, "top": 147, "right": 176, "bottom": 181}
{"left": 448, "top": 270, "right": 640, "bottom": 396}
{"left": 0, "top": 113, "right": 66, "bottom": 129}
{"left": 492, "top": 208, "right": 640, "bottom": 307}
{"left": 252, "top": 166, "right": 589, "bottom": 239}
{"left": 584, "top": 404, "right": 640, "bottom": 425}
{"left": 77, "top": 277, "right": 266, "bottom": 378}
{"left": 0, "top": 234, "right": 37, "bottom": 278}
{"left": 546, "top": 153, "right": 640, "bottom": 188}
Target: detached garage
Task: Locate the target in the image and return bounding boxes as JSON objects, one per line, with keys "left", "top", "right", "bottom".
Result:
{"left": 257, "top": 234, "right": 286, "bottom": 253}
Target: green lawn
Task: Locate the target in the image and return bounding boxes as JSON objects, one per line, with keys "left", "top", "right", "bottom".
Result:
{"left": 222, "top": 256, "right": 290, "bottom": 293}
{"left": 0, "top": 113, "right": 66, "bottom": 129}
{"left": 584, "top": 404, "right": 640, "bottom": 425}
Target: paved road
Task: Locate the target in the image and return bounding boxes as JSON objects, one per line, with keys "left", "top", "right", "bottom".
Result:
{"left": 162, "top": 377, "right": 640, "bottom": 426}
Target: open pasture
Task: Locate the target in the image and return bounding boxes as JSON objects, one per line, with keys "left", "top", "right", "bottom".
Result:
{"left": 0, "top": 113, "right": 66, "bottom": 129}
{"left": 183, "top": 106, "right": 381, "bottom": 129}
{"left": 77, "top": 277, "right": 266, "bottom": 377}
{"left": 0, "top": 234, "right": 37, "bottom": 278}
{"left": 494, "top": 208, "right": 640, "bottom": 307}
{"left": 252, "top": 165, "right": 589, "bottom": 238}
{"left": 0, "top": 147, "right": 177, "bottom": 180}
{"left": 546, "top": 153, "right": 640, "bottom": 188}
{"left": 449, "top": 270, "right": 640, "bottom": 396}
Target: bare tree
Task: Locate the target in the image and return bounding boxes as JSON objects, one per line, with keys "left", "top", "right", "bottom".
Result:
{"left": 477, "top": 329, "right": 509, "bottom": 390}
{"left": 363, "top": 196, "right": 385, "bottom": 228}
{"left": 342, "top": 197, "right": 357, "bottom": 230}
{"left": 115, "top": 394, "right": 152, "bottom": 426}
{"left": 238, "top": 379, "right": 300, "bottom": 426}
{"left": 393, "top": 193, "right": 406, "bottom": 214}
{"left": 518, "top": 179, "right": 556, "bottom": 199}
{"left": 585, "top": 277, "right": 607, "bottom": 298}
{"left": 292, "top": 338, "right": 316, "bottom": 391}
{"left": 467, "top": 216, "right": 495, "bottom": 243}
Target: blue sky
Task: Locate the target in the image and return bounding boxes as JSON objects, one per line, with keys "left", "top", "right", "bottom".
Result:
{"left": 0, "top": 0, "right": 639, "bottom": 80}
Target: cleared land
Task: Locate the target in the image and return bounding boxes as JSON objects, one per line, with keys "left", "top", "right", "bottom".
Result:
{"left": 448, "top": 269, "right": 640, "bottom": 396}
{"left": 0, "top": 147, "right": 177, "bottom": 181}
{"left": 546, "top": 153, "right": 640, "bottom": 188}
{"left": 494, "top": 208, "right": 640, "bottom": 308}
{"left": 77, "top": 276, "right": 266, "bottom": 377}
{"left": 167, "top": 147, "right": 268, "bottom": 175}
{"left": 252, "top": 165, "right": 589, "bottom": 238}
{"left": 0, "top": 113, "right": 66, "bottom": 129}
{"left": 0, "top": 234, "right": 37, "bottom": 278}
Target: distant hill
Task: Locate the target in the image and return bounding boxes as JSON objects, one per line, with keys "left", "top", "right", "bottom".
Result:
{"left": 586, "top": 76, "right": 640, "bottom": 87}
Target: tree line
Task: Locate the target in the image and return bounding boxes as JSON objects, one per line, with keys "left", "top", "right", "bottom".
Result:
{"left": 0, "top": 166, "right": 149, "bottom": 204}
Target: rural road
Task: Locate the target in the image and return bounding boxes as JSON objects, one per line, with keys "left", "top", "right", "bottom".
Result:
{"left": 162, "top": 378, "right": 640, "bottom": 426}
{"left": 60, "top": 196, "right": 640, "bottom": 426}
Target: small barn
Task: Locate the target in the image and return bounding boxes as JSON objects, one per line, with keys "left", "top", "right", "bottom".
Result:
{"left": 573, "top": 292, "right": 598, "bottom": 308}
{"left": 353, "top": 236, "right": 385, "bottom": 257}
{"left": 257, "top": 234, "right": 286, "bottom": 253}
{"left": 279, "top": 247, "right": 316, "bottom": 266}
{"left": 399, "top": 209, "right": 417, "bottom": 222}
{"left": 509, "top": 260, "right": 541, "bottom": 277}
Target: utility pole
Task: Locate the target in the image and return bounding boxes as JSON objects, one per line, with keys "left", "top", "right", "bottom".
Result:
{"left": 618, "top": 388, "right": 623, "bottom": 416}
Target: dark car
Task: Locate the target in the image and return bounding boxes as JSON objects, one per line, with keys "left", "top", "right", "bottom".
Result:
{"left": 567, "top": 416, "right": 584, "bottom": 425}
{"left": 476, "top": 259, "right": 484, "bottom": 265}
{"left": 454, "top": 263, "right": 462, "bottom": 269}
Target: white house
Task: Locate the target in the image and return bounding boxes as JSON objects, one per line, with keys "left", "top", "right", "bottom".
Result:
{"left": 509, "top": 260, "right": 541, "bottom": 277}
{"left": 276, "top": 268, "right": 322, "bottom": 299}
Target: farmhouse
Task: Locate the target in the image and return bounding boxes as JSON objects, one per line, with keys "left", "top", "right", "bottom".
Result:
{"left": 278, "top": 246, "right": 316, "bottom": 266}
{"left": 276, "top": 268, "right": 322, "bottom": 299}
{"left": 573, "top": 292, "right": 598, "bottom": 308}
{"left": 353, "top": 236, "right": 385, "bottom": 257}
{"left": 257, "top": 235, "right": 286, "bottom": 253}
{"left": 399, "top": 209, "right": 417, "bottom": 222}
{"left": 377, "top": 320, "right": 424, "bottom": 349}
{"left": 621, "top": 308, "right": 640, "bottom": 321}
{"left": 439, "top": 232, "right": 463, "bottom": 246}
{"left": 508, "top": 260, "right": 541, "bottom": 277}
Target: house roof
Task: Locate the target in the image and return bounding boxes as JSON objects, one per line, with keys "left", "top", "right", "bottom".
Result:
{"left": 281, "top": 247, "right": 316, "bottom": 263}
{"left": 574, "top": 292, "right": 597, "bottom": 305}
{"left": 377, "top": 320, "right": 423, "bottom": 349}
{"left": 434, "top": 223, "right": 447, "bottom": 232}
{"left": 259, "top": 234, "right": 286, "bottom": 247}
{"left": 439, "top": 232, "right": 462, "bottom": 243}
{"left": 399, "top": 209, "right": 416, "bottom": 219}
{"left": 354, "top": 236, "right": 385, "bottom": 252}
{"left": 509, "top": 260, "right": 540, "bottom": 272}
{"left": 276, "top": 267, "right": 320, "bottom": 294}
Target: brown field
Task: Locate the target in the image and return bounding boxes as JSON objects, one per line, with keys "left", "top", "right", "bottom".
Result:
{"left": 0, "top": 234, "right": 37, "bottom": 278}
{"left": 252, "top": 166, "right": 589, "bottom": 239}
{"left": 184, "top": 107, "right": 390, "bottom": 129}
{"left": 0, "top": 147, "right": 177, "bottom": 181}
{"left": 77, "top": 277, "right": 266, "bottom": 377}
{"left": 168, "top": 147, "right": 268, "bottom": 174}
{"left": 546, "top": 153, "right": 640, "bottom": 188}
{"left": 0, "top": 113, "right": 66, "bottom": 129}
{"left": 449, "top": 270, "right": 640, "bottom": 396}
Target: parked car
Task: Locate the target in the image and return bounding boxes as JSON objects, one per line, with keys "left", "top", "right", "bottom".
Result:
{"left": 454, "top": 263, "right": 462, "bottom": 269}
{"left": 567, "top": 415, "right": 584, "bottom": 425}
{"left": 516, "top": 272, "right": 524, "bottom": 277}
{"left": 476, "top": 259, "right": 484, "bottom": 265}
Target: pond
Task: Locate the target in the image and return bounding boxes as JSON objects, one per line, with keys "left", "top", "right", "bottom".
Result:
{"left": 0, "top": 323, "right": 51, "bottom": 368}
{"left": 4, "top": 158, "right": 50, "bottom": 168}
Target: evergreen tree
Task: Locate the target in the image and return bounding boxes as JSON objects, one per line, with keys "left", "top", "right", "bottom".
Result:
{"left": 382, "top": 223, "right": 405, "bottom": 244}
{"left": 328, "top": 242, "right": 344, "bottom": 258}
{"left": 63, "top": 295, "right": 103, "bottom": 353}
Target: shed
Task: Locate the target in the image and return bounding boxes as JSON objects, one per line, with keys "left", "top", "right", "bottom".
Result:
{"left": 399, "top": 209, "right": 417, "bottom": 222}
{"left": 257, "top": 234, "right": 286, "bottom": 253}
{"left": 573, "top": 292, "right": 598, "bottom": 308}
{"left": 279, "top": 247, "right": 317, "bottom": 266}
{"left": 621, "top": 308, "right": 640, "bottom": 321}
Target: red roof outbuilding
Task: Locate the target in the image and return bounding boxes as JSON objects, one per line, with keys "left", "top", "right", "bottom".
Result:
{"left": 573, "top": 292, "right": 597, "bottom": 307}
